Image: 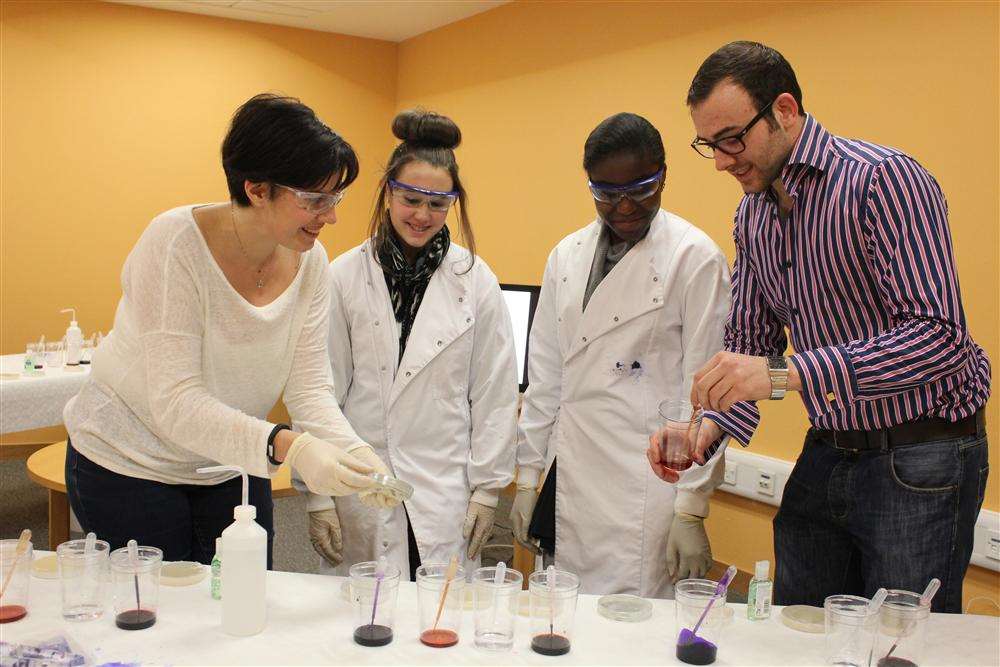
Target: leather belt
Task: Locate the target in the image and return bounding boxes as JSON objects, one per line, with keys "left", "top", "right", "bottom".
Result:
{"left": 811, "top": 410, "right": 985, "bottom": 452}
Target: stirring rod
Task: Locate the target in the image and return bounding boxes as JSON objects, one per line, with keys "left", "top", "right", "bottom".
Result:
{"left": 884, "top": 579, "right": 940, "bottom": 660}
{"left": 369, "top": 555, "right": 387, "bottom": 629}
{"left": 0, "top": 529, "right": 31, "bottom": 600}
{"left": 127, "top": 539, "right": 141, "bottom": 622}
{"left": 690, "top": 565, "right": 736, "bottom": 638}
{"left": 431, "top": 555, "right": 458, "bottom": 631}
{"left": 490, "top": 561, "right": 506, "bottom": 631}
{"left": 546, "top": 564, "right": 556, "bottom": 636}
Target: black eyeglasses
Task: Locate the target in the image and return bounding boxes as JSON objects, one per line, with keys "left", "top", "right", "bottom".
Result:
{"left": 690, "top": 100, "right": 775, "bottom": 159}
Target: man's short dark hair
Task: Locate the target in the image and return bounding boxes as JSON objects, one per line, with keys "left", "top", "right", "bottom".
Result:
{"left": 687, "top": 41, "right": 805, "bottom": 121}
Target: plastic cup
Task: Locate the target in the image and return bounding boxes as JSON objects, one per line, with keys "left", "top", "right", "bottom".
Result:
{"left": 825, "top": 594, "right": 878, "bottom": 667}
{"left": 472, "top": 566, "right": 523, "bottom": 651}
{"left": 57, "top": 538, "right": 110, "bottom": 621}
{"left": 658, "top": 399, "right": 701, "bottom": 471}
{"left": 675, "top": 578, "right": 728, "bottom": 665}
{"left": 874, "top": 590, "right": 930, "bottom": 667}
{"left": 350, "top": 560, "right": 401, "bottom": 647}
{"left": 528, "top": 569, "right": 579, "bottom": 656}
{"left": 416, "top": 562, "right": 466, "bottom": 648}
{"left": 110, "top": 545, "right": 162, "bottom": 630}
{"left": 0, "top": 538, "right": 33, "bottom": 623}
{"left": 45, "top": 340, "right": 64, "bottom": 369}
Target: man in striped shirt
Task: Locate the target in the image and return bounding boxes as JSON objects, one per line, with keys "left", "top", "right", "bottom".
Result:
{"left": 648, "top": 41, "right": 990, "bottom": 613}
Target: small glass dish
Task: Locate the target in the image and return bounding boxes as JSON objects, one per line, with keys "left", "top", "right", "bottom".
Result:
{"left": 370, "top": 473, "right": 413, "bottom": 502}
{"left": 597, "top": 594, "right": 652, "bottom": 622}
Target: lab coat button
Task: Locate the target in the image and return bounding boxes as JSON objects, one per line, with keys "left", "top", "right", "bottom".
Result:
{"left": 405, "top": 371, "right": 411, "bottom": 377}
{"left": 381, "top": 366, "right": 386, "bottom": 372}
{"left": 466, "top": 317, "right": 471, "bottom": 323}
{"left": 375, "top": 320, "right": 380, "bottom": 326}
{"left": 653, "top": 276, "right": 659, "bottom": 282}
{"left": 458, "top": 297, "right": 464, "bottom": 303}
{"left": 653, "top": 297, "right": 659, "bottom": 303}
{"left": 613, "top": 316, "right": 619, "bottom": 322}
{"left": 437, "top": 340, "right": 443, "bottom": 346}
{"left": 562, "top": 277, "right": 567, "bottom": 282}
{"left": 582, "top": 336, "right": 587, "bottom": 342}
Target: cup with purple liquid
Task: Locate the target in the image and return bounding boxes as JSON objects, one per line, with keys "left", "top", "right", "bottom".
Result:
{"left": 675, "top": 566, "right": 736, "bottom": 665}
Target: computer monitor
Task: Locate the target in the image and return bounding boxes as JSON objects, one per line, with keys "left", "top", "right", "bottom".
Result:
{"left": 499, "top": 283, "right": 541, "bottom": 392}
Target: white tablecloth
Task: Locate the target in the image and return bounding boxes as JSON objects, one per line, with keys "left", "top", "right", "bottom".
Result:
{"left": 4, "top": 565, "right": 998, "bottom": 666}
{"left": 0, "top": 354, "right": 89, "bottom": 433}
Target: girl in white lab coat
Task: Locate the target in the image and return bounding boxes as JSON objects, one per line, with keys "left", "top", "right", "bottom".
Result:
{"left": 300, "top": 110, "right": 519, "bottom": 580}
{"left": 511, "top": 113, "right": 731, "bottom": 597}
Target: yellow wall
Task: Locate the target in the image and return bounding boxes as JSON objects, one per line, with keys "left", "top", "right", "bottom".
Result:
{"left": 1, "top": 0, "right": 398, "bottom": 354}
{"left": 2, "top": 0, "right": 997, "bottom": 609}
{"left": 397, "top": 0, "right": 998, "bottom": 608}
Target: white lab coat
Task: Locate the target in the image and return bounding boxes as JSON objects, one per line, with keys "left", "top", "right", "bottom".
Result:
{"left": 296, "top": 240, "right": 518, "bottom": 577}
{"left": 516, "top": 209, "right": 730, "bottom": 598}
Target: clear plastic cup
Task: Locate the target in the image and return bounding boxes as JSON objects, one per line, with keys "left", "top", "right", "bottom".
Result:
{"left": 45, "top": 340, "right": 64, "bottom": 369}
{"left": 0, "top": 538, "right": 33, "bottom": 623}
{"left": 350, "top": 561, "right": 401, "bottom": 647}
{"left": 472, "top": 566, "right": 523, "bottom": 651}
{"left": 658, "top": 399, "right": 701, "bottom": 471}
{"left": 825, "top": 594, "right": 878, "bottom": 667}
{"left": 110, "top": 545, "right": 162, "bottom": 631}
{"left": 675, "top": 578, "right": 728, "bottom": 665}
{"left": 874, "top": 590, "right": 930, "bottom": 667}
{"left": 57, "top": 538, "right": 110, "bottom": 621}
{"left": 528, "top": 569, "right": 579, "bottom": 656}
{"left": 416, "top": 562, "right": 466, "bottom": 648}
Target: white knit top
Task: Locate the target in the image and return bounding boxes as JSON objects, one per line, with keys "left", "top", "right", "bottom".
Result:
{"left": 64, "top": 205, "right": 364, "bottom": 485}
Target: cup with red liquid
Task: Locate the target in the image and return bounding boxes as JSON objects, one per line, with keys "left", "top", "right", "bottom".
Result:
{"left": 0, "top": 537, "right": 33, "bottom": 623}
{"left": 110, "top": 544, "right": 162, "bottom": 631}
{"left": 416, "top": 562, "right": 466, "bottom": 648}
{"left": 657, "top": 400, "right": 702, "bottom": 472}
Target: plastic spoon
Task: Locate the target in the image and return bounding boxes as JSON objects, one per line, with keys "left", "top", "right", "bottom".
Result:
{"left": 0, "top": 529, "right": 31, "bottom": 600}
{"left": 883, "top": 579, "right": 940, "bottom": 661}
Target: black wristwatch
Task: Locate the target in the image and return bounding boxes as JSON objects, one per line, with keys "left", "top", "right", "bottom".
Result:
{"left": 267, "top": 423, "right": 292, "bottom": 465}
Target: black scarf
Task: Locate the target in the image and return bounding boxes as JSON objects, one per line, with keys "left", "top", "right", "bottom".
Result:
{"left": 378, "top": 225, "right": 451, "bottom": 360}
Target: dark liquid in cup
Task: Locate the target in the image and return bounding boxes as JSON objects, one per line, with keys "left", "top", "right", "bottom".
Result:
{"left": 676, "top": 636, "right": 718, "bottom": 665}
{"left": 354, "top": 624, "right": 393, "bottom": 647}
{"left": 116, "top": 608, "right": 156, "bottom": 630}
{"left": 420, "top": 628, "right": 458, "bottom": 648}
{"left": 877, "top": 658, "right": 917, "bottom": 667}
{"left": 531, "top": 633, "right": 571, "bottom": 656}
{"left": 0, "top": 605, "right": 27, "bottom": 623}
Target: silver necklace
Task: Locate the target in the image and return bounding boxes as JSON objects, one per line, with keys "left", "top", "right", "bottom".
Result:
{"left": 230, "top": 204, "right": 273, "bottom": 289}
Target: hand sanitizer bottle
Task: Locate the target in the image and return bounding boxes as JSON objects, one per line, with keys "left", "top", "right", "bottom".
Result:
{"left": 198, "top": 465, "right": 266, "bottom": 636}
{"left": 747, "top": 559, "right": 772, "bottom": 620}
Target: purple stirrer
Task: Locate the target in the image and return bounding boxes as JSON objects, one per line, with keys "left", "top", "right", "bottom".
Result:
{"left": 679, "top": 565, "right": 737, "bottom": 645}
{"left": 369, "top": 556, "right": 387, "bottom": 627}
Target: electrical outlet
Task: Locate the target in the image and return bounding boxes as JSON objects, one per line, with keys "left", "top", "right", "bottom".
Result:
{"left": 989, "top": 532, "right": 1000, "bottom": 561}
{"left": 724, "top": 463, "right": 738, "bottom": 486}
{"left": 757, "top": 471, "right": 775, "bottom": 496}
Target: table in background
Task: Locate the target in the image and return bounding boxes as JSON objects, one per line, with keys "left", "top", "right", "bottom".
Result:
{"left": 4, "top": 563, "right": 998, "bottom": 666}
{"left": 0, "top": 354, "right": 89, "bottom": 440}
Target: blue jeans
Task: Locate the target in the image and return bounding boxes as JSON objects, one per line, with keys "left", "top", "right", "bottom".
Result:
{"left": 774, "top": 428, "right": 988, "bottom": 613}
{"left": 66, "top": 442, "right": 274, "bottom": 568}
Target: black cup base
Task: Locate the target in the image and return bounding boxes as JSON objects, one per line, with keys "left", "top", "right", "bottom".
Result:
{"left": 531, "top": 633, "right": 571, "bottom": 656}
{"left": 354, "top": 624, "right": 393, "bottom": 647}
{"left": 116, "top": 609, "right": 156, "bottom": 630}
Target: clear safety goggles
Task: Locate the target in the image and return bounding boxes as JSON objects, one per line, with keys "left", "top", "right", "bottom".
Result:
{"left": 588, "top": 168, "right": 664, "bottom": 205}
{"left": 388, "top": 179, "right": 458, "bottom": 214}
{"left": 276, "top": 184, "right": 344, "bottom": 214}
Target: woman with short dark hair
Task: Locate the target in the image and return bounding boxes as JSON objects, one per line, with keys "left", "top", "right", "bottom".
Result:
{"left": 64, "top": 94, "right": 395, "bottom": 568}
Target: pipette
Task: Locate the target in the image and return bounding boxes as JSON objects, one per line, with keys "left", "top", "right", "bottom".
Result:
{"left": 0, "top": 529, "right": 31, "bottom": 600}
{"left": 84, "top": 532, "right": 96, "bottom": 554}
{"left": 685, "top": 565, "right": 736, "bottom": 641}
{"left": 882, "top": 579, "right": 940, "bottom": 661}
{"left": 547, "top": 564, "right": 556, "bottom": 636}
{"left": 490, "top": 561, "right": 506, "bottom": 631}
{"left": 369, "top": 555, "right": 387, "bottom": 629}
{"left": 127, "top": 539, "right": 141, "bottom": 620}
{"left": 432, "top": 555, "right": 459, "bottom": 631}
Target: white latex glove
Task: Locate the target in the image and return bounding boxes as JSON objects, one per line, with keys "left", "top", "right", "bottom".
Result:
{"left": 308, "top": 507, "right": 343, "bottom": 567}
{"left": 462, "top": 501, "right": 496, "bottom": 560}
{"left": 284, "top": 432, "right": 375, "bottom": 496}
{"left": 666, "top": 511, "right": 713, "bottom": 582}
{"left": 350, "top": 446, "right": 400, "bottom": 509}
{"left": 509, "top": 487, "right": 540, "bottom": 554}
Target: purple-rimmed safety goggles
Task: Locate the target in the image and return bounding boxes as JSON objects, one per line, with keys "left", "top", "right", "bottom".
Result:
{"left": 588, "top": 167, "right": 664, "bottom": 205}
{"left": 388, "top": 179, "right": 458, "bottom": 213}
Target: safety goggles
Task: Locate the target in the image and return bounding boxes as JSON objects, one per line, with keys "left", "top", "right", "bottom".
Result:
{"left": 388, "top": 179, "right": 458, "bottom": 214}
{"left": 588, "top": 167, "right": 664, "bottom": 205}
{"left": 276, "top": 184, "right": 344, "bottom": 214}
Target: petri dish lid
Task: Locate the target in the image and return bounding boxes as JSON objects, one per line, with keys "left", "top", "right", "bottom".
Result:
{"left": 161, "top": 561, "right": 207, "bottom": 587}
{"left": 31, "top": 553, "right": 59, "bottom": 579}
{"left": 370, "top": 473, "right": 413, "bottom": 502}
{"left": 781, "top": 604, "right": 825, "bottom": 633}
{"left": 597, "top": 594, "right": 653, "bottom": 622}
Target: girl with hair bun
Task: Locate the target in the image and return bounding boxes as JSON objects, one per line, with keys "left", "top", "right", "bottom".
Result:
{"left": 301, "top": 109, "right": 518, "bottom": 580}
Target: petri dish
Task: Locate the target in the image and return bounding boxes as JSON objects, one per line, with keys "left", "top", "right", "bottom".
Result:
{"left": 31, "top": 553, "right": 59, "bottom": 579}
{"left": 160, "top": 561, "right": 207, "bottom": 587}
{"left": 370, "top": 473, "right": 413, "bottom": 502}
{"left": 780, "top": 604, "right": 825, "bottom": 633}
{"left": 597, "top": 594, "right": 653, "bottom": 622}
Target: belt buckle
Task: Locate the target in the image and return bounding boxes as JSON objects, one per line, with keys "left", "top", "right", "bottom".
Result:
{"left": 831, "top": 431, "right": 863, "bottom": 453}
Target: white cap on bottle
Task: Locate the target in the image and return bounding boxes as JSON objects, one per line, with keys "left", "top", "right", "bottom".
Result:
{"left": 755, "top": 560, "right": 770, "bottom": 580}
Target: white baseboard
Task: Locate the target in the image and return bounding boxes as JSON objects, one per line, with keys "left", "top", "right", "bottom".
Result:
{"left": 716, "top": 447, "right": 1000, "bottom": 573}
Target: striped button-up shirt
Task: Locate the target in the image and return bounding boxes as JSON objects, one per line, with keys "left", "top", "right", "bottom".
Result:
{"left": 708, "top": 115, "right": 991, "bottom": 446}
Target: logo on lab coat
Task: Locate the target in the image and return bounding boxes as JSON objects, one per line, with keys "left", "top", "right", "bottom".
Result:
{"left": 610, "top": 360, "right": 644, "bottom": 383}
